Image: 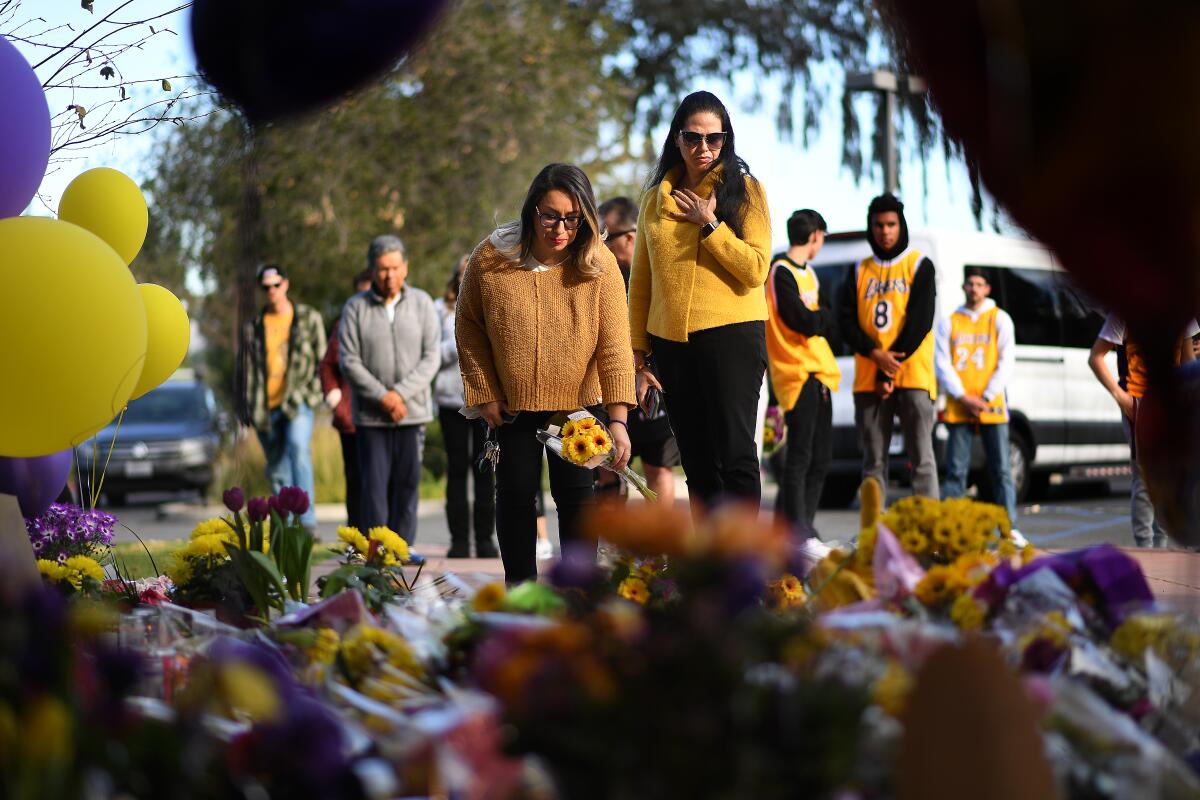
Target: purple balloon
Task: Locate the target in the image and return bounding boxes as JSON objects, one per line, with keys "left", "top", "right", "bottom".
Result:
{"left": 190, "top": 0, "right": 449, "bottom": 124}
{"left": 0, "top": 36, "right": 51, "bottom": 218}
{"left": 0, "top": 450, "right": 72, "bottom": 519}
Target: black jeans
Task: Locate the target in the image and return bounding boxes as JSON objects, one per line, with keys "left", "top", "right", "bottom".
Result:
{"left": 495, "top": 411, "right": 595, "bottom": 583}
{"left": 439, "top": 406, "right": 495, "bottom": 549}
{"left": 651, "top": 321, "right": 767, "bottom": 511}
{"left": 777, "top": 378, "right": 832, "bottom": 536}
{"left": 357, "top": 426, "right": 423, "bottom": 544}
{"left": 339, "top": 431, "right": 364, "bottom": 531}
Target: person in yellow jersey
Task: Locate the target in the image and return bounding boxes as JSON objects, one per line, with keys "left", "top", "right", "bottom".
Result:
{"left": 934, "top": 268, "right": 1017, "bottom": 526}
{"left": 837, "top": 194, "right": 938, "bottom": 500}
{"left": 1088, "top": 313, "right": 1198, "bottom": 547}
{"left": 766, "top": 209, "right": 839, "bottom": 536}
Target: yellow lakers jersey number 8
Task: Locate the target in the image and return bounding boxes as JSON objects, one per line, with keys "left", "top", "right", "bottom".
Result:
{"left": 852, "top": 249, "right": 937, "bottom": 396}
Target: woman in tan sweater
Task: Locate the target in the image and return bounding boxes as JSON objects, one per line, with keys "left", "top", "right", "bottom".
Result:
{"left": 628, "top": 90, "right": 772, "bottom": 512}
{"left": 456, "top": 163, "right": 636, "bottom": 582}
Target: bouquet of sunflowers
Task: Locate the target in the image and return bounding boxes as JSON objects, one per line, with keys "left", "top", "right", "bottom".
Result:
{"left": 537, "top": 410, "right": 657, "bottom": 501}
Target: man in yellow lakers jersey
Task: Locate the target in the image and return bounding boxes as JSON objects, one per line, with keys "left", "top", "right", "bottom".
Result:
{"left": 837, "top": 194, "right": 938, "bottom": 500}
{"left": 934, "top": 268, "right": 1017, "bottom": 526}
{"left": 1089, "top": 314, "right": 1198, "bottom": 547}
{"left": 766, "top": 209, "right": 839, "bottom": 536}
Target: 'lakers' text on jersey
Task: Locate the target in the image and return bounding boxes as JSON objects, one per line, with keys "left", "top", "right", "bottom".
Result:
{"left": 852, "top": 249, "right": 937, "bottom": 397}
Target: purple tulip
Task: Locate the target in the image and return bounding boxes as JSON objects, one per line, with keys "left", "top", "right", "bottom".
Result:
{"left": 223, "top": 486, "right": 245, "bottom": 513}
{"left": 277, "top": 486, "right": 310, "bottom": 518}
{"left": 267, "top": 494, "right": 283, "bottom": 516}
{"left": 247, "top": 496, "right": 270, "bottom": 523}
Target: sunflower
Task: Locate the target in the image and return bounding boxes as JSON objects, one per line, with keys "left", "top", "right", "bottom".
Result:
{"left": 576, "top": 417, "right": 597, "bottom": 431}
{"left": 591, "top": 430, "right": 612, "bottom": 454}
{"left": 950, "top": 593, "right": 988, "bottom": 631}
{"left": 914, "top": 565, "right": 953, "bottom": 607}
{"left": 899, "top": 529, "right": 929, "bottom": 556}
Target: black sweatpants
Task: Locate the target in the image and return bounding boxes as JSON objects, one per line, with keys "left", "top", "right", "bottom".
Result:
{"left": 339, "top": 431, "right": 364, "bottom": 532}
{"left": 777, "top": 377, "right": 832, "bottom": 536}
{"left": 651, "top": 321, "right": 767, "bottom": 511}
{"left": 438, "top": 406, "right": 495, "bottom": 549}
{"left": 357, "top": 425, "right": 423, "bottom": 544}
{"left": 495, "top": 411, "right": 595, "bottom": 583}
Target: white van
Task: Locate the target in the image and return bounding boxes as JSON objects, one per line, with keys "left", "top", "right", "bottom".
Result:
{"left": 807, "top": 229, "right": 1128, "bottom": 505}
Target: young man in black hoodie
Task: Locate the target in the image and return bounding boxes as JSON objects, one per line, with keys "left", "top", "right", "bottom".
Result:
{"left": 837, "top": 194, "right": 939, "bottom": 500}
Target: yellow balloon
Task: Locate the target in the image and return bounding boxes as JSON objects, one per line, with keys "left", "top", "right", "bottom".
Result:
{"left": 130, "top": 284, "right": 190, "bottom": 400}
{"left": 0, "top": 217, "right": 147, "bottom": 457}
{"left": 58, "top": 167, "right": 149, "bottom": 266}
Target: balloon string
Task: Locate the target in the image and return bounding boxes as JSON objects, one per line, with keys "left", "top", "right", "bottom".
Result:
{"left": 93, "top": 407, "right": 127, "bottom": 509}
{"left": 90, "top": 434, "right": 99, "bottom": 510}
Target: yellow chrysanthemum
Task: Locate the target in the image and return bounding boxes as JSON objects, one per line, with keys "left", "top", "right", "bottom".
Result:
{"left": 472, "top": 582, "right": 507, "bottom": 612}
{"left": 368, "top": 526, "right": 410, "bottom": 564}
{"left": 191, "top": 517, "right": 233, "bottom": 541}
{"left": 306, "top": 628, "right": 341, "bottom": 665}
{"left": 166, "top": 557, "right": 193, "bottom": 586}
{"left": 950, "top": 593, "right": 987, "bottom": 631}
{"left": 337, "top": 525, "right": 371, "bottom": 556}
{"left": 618, "top": 577, "right": 650, "bottom": 605}
{"left": 180, "top": 534, "right": 233, "bottom": 560}
{"left": 64, "top": 556, "right": 104, "bottom": 583}
{"left": 340, "top": 624, "right": 423, "bottom": 682}
{"left": 873, "top": 661, "right": 914, "bottom": 717}
{"left": 216, "top": 663, "right": 282, "bottom": 722}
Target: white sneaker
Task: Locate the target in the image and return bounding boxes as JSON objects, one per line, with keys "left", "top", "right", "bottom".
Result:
{"left": 1010, "top": 529, "right": 1030, "bottom": 548}
{"left": 535, "top": 537, "right": 554, "bottom": 560}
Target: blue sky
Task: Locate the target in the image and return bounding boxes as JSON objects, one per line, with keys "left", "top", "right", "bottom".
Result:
{"left": 17, "top": 2, "right": 1012, "bottom": 253}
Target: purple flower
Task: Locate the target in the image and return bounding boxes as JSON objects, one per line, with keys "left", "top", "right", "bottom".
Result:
{"left": 267, "top": 494, "right": 283, "bottom": 516}
{"left": 277, "top": 486, "right": 310, "bottom": 517}
{"left": 223, "top": 486, "right": 245, "bottom": 513}
{"left": 247, "top": 496, "right": 270, "bottom": 523}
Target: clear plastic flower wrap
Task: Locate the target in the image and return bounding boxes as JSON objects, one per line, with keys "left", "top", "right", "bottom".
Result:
{"left": 536, "top": 410, "right": 657, "bottom": 501}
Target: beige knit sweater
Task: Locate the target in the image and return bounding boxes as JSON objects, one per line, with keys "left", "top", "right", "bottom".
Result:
{"left": 455, "top": 232, "right": 636, "bottom": 412}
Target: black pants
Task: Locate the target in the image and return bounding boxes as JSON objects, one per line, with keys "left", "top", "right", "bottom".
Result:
{"left": 439, "top": 406, "right": 495, "bottom": 549}
{"left": 357, "top": 426, "right": 423, "bottom": 544}
{"left": 777, "top": 378, "right": 832, "bottom": 536}
{"left": 339, "top": 431, "right": 364, "bottom": 532}
{"left": 652, "top": 321, "right": 766, "bottom": 511}
{"left": 495, "top": 411, "right": 594, "bottom": 583}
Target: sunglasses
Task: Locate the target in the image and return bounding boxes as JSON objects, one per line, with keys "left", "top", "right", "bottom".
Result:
{"left": 679, "top": 130, "right": 727, "bottom": 149}
{"left": 535, "top": 206, "right": 584, "bottom": 231}
{"left": 260, "top": 281, "right": 283, "bottom": 291}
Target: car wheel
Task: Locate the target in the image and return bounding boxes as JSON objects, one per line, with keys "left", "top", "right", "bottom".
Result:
{"left": 1009, "top": 429, "right": 1033, "bottom": 502}
{"left": 820, "top": 476, "right": 860, "bottom": 509}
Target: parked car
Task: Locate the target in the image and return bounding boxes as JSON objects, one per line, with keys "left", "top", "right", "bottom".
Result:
{"left": 76, "top": 377, "right": 223, "bottom": 505}
{"left": 810, "top": 229, "right": 1128, "bottom": 506}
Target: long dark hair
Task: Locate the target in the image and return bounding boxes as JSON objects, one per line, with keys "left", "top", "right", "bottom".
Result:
{"left": 502, "top": 163, "right": 606, "bottom": 279}
{"left": 646, "top": 91, "right": 754, "bottom": 240}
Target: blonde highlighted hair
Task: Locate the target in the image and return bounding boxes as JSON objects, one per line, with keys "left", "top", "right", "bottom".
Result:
{"left": 498, "top": 163, "right": 608, "bottom": 280}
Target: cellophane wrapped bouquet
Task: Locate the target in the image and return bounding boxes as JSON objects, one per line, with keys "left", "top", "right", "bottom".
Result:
{"left": 537, "top": 410, "right": 657, "bottom": 501}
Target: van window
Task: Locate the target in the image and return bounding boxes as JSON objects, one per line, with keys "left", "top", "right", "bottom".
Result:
{"left": 967, "top": 265, "right": 1062, "bottom": 347}
{"left": 814, "top": 262, "right": 856, "bottom": 357}
{"left": 1055, "top": 275, "right": 1106, "bottom": 348}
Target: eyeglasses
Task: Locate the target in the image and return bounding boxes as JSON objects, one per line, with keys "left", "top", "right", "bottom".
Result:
{"left": 678, "top": 130, "right": 727, "bottom": 149}
{"left": 535, "top": 206, "right": 584, "bottom": 231}
{"left": 608, "top": 228, "right": 636, "bottom": 238}
{"left": 260, "top": 281, "right": 283, "bottom": 291}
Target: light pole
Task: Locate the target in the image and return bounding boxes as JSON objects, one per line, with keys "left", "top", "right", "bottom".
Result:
{"left": 844, "top": 70, "right": 927, "bottom": 196}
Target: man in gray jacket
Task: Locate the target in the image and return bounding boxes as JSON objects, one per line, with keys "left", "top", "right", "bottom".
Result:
{"left": 340, "top": 235, "right": 441, "bottom": 544}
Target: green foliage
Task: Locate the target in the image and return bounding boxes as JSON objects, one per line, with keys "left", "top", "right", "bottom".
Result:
{"left": 145, "top": 0, "right": 635, "bottom": 405}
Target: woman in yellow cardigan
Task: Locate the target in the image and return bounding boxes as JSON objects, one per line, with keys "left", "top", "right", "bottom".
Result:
{"left": 456, "top": 163, "right": 636, "bottom": 582}
{"left": 629, "top": 91, "right": 772, "bottom": 511}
